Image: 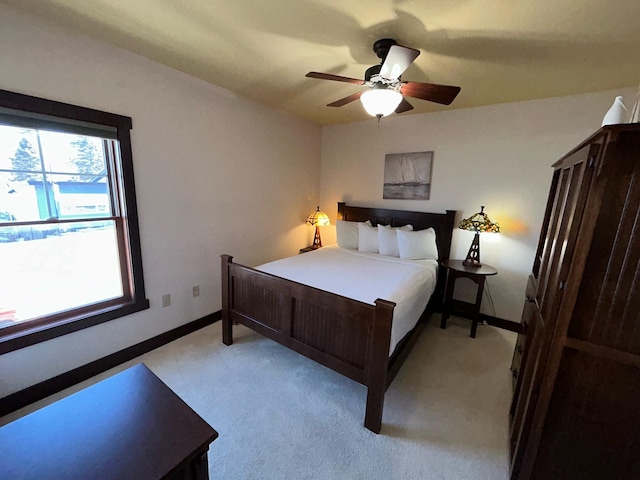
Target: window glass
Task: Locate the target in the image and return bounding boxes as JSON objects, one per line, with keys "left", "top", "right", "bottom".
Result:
{"left": 0, "top": 127, "right": 123, "bottom": 326}
{"left": 0, "top": 220, "right": 123, "bottom": 322}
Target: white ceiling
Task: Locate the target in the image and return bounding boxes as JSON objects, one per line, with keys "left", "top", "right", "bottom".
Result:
{"left": 4, "top": 0, "right": 640, "bottom": 125}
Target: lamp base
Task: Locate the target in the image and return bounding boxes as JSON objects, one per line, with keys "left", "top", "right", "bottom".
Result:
{"left": 462, "top": 258, "right": 482, "bottom": 268}
{"left": 463, "top": 232, "right": 482, "bottom": 267}
{"left": 312, "top": 226, "right": 323, "bottom": 249}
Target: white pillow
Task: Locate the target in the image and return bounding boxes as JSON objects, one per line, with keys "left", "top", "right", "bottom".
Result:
{"left": 358, "top": 222, "right": 379, "bottom": 252}
{"left": 336, "top": 220, "right": 371, "bottom": 249}
{"left": 397, "top": 228, "right": 439, "bottom": 260}
{"left": 377, "top": 224, "right": 413, "bottom": 257}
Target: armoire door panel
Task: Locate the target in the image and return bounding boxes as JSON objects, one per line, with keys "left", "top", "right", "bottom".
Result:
{"left": 538, "top": 150, "right": 594, "bottom": 329}
{"left": 536, "top": 168, "right": 570, "bottom": 307}
{"left": 536, "top": 142, "right": 594, "bottom": 310}
{"left": 533, "top": 170, "right": 560, "bottom": 278}
{"left": 568, "top": 137, "right": 640, "bottom": 354}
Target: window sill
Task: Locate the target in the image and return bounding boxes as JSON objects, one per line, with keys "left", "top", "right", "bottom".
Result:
{"left": 0, "top": 299, "right": 150, "bottom": 355}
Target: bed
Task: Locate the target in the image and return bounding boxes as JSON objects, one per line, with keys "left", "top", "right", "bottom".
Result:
{"left": 221, "top": 202, "right": 456, "bottom": 433}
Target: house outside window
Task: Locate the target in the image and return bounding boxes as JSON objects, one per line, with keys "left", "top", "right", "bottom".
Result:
{"left": 0, "top": 90, "right": 148, "bottom": 354}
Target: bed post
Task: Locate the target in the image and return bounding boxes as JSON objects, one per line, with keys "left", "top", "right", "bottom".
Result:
{"left": 364, "top": 299, "right": 395, "bottom": 434}
{"left": 433, "top": 209, "right": 457, "bottom": 311}
{"left": 442, "top": 210, "right": 457, "bottom": 260}
{"left": 221, "top": 254, "right": 233, "bottom": 346}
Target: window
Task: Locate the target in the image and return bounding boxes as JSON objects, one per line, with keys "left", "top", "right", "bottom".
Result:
{"left": 0, "top": 89, "right": 148, "bottom": 354}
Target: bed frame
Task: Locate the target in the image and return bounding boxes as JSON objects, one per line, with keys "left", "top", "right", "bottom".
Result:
{"left": 221, "top": 203, "right": 456, "bottom": 433}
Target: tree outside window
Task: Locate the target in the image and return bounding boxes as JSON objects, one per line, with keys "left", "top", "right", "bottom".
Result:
{"left": 10, "top": 136, "right": 39, "bottom": 181}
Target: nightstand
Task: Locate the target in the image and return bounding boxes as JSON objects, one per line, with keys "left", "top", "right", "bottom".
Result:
{"left": 440, "top": 259, "right": 498, "bottom": 338}
{"left": 299, "top": 246, "right": 316, "bottom": 254}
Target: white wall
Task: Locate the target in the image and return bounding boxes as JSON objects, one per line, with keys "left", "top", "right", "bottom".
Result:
{"left": 0, "top": 5, "right": 321, "bottom": 397}
{"left": 320, "top": 87, "right": 638, "bottom": 321}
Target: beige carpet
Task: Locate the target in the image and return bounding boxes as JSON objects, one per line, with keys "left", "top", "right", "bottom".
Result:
{"left": 2, "top": 316, "right": 516, "bottom": 479}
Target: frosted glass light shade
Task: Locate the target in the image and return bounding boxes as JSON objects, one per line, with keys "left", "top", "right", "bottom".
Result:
{"left": 360, "top": 89, "right": 402, "bottom": 117}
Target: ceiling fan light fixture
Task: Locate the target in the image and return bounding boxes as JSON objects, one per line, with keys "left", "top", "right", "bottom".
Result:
{"left": 360, "top": 89, "right": 402, "bottom": 118}
{"left": 306, "top": 39, "right": 461, "bottom": 119}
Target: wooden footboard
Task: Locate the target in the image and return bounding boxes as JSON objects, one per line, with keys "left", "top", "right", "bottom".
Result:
{"left": 221, "top": 254, "right": 395, "bottom": 433}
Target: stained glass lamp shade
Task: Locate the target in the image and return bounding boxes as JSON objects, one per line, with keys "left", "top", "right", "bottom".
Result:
{"left": 458, "top": 206, "right": 500, "bottom": 267}
{"left": 306, "top": 206, "right": 330, "bottom": 249}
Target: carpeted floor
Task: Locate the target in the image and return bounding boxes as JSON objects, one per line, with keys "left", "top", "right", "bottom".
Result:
{"left": 2, "top": 315, "right": 517, "bottom": 479}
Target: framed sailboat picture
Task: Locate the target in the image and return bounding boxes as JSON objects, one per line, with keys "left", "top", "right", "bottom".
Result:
{"left": 383, "top": 151, "right": 433, "bottom": 200}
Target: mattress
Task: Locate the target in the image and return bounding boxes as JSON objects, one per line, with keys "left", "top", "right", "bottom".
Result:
{"left": 256, "top": 245, "right": 438, "bottom": 355}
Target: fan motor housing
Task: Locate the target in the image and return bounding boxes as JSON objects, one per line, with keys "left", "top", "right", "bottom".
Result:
{"left": 364, "top": 65, "right": 382, "bottom": 82}
{"left": 372, "top": 38, "right": 397, "bottom": 60}
{"left": 367, "top": 38, "right": 400, "bottom": 82}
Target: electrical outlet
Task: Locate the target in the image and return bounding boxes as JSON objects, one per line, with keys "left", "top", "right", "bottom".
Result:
{"left": 192, "top": 285, "right": 200, "bottom": 297}
{"left": 162, "top": 294, "right": 171, "bottom": 307}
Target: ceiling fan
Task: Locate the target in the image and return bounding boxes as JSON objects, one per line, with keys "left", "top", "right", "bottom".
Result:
{"left": 306, "top": 38, "right": 461, "bottom": 120}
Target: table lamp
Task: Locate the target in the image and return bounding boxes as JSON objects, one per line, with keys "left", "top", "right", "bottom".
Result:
{"left": 306, "top": 206, "right": 330, "bottom": 249}
{"left": 458, "top": 206, "right": 500, "bottom": 267}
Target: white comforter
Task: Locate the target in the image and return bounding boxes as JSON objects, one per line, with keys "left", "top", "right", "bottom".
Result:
{"left": 256, "top": 245, "right": 438, "bottom": 355}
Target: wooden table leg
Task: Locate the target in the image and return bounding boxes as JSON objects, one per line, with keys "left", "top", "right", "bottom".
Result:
{"left": 470, "top": 276, "right": 486, "bottom": 338}
{"left": 441, "top": 270, "right": 455, "bottom": 330}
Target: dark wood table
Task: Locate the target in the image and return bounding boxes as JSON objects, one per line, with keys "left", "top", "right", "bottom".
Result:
{"left": 440, "top": 259, "right": 498, "bottom": 338}
{"left": 0, "top": 363, "right": 218, "bottom": 480}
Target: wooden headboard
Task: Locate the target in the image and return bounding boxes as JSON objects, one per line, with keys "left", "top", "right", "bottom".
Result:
{"left": 337, "top": 202, "right": 457, "bottom": 262}
{"left": 337, "top": 202, "right": 457, "bottom": 309}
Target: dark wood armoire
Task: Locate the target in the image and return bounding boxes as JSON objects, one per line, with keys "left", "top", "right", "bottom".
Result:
{"left": 509, "top": 124, "right": 640, "bottom": 480}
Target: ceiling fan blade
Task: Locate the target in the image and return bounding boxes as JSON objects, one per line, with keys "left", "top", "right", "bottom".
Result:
{"left": 401, "top": 82, "right": 461, "bottom": 105}
{"left": 395, "top": 97, "right": 414, "bottom": 114}
{"left": 327, "top": 91, "right": 363, "bottom": 107}
{"left": 306, "top": 72, "right": 365, "bottom": 85}
{"left": 379, "top": 45, "right": 420, "bottom": 80}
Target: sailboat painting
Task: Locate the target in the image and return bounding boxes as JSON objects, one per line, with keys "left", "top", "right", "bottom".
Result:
{"left": 383, "top": 151, "right": 433, "bottom": 200}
